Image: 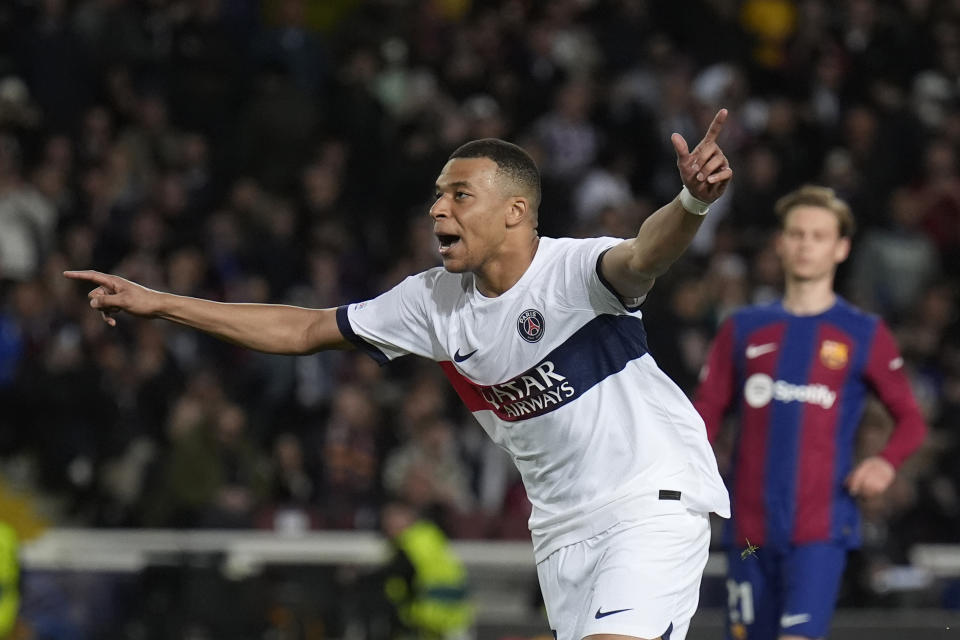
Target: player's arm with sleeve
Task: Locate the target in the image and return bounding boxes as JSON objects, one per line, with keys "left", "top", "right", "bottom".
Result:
{"left": 336, "top": 273, "right": 439, "bottom": 363}
{"left": 846, "top": 320, "right": 927, "bottom": 497}
{"left": 694, "top": 317, "right": 738, "bottom": 443}
{"left": 64, "top": 270, "right": 350, "bottom": 354}
{"left": 600, "top": 109, "right": 733, "bottom": 300}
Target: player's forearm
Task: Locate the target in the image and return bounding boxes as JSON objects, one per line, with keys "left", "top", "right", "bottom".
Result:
{"left": 628, "top": 197, "right": 706, "bottom": 277}
{"left": 879, "top": 412, "right": 927, "bottom": 468}
{"left": 155, "top": 293, "right": 342, "bottom": 355}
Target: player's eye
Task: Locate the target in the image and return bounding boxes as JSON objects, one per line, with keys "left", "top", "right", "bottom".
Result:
{"left": 455, "top": 191, "right": 469, "bottom": 200}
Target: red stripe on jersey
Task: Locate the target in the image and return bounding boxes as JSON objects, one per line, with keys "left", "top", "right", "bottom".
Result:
{"left": 734, "top": 322, "right": 787, "bottom": 546}
{"left": 735, "top": 402, "right": 770, "bottom": 545}
{"left": 792, "top": 324, "right": 850, "bottom": 543}
{"left": 439, "top": 361, "right": 489, "bottom": 413}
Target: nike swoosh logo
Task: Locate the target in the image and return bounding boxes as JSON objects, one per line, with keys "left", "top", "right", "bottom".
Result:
{"left": 889, "top": 356, "right": 904, "bottom": 370}
{"left": 745, "top": 342, "right": 777, "bottom": 359}
{"left": 453, "top": 348, "right": 478, "bottom": 363}
{"left": 595, "top": 607, "right": 632, "bottom": 619}
{"left": 780, "top": 613, "right": 811, "bottom": 628}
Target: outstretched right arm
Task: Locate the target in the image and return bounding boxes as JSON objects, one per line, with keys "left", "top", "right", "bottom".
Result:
{"left": 63, "top": 270, "right": 351, "bottom": 355}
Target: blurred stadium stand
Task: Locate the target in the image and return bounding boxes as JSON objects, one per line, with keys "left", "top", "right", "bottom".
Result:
{"left": 2, "top": 0, "right": 960, "bottom": 637}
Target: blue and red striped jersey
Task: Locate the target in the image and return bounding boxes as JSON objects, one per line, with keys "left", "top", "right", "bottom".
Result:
{"left": 695, "top": 297, "right": 926, "bottom": 549}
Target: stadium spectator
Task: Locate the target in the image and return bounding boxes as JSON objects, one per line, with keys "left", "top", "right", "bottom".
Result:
{"left": 143, "top": 371, "right": 270, "bottom": 528}
{"left": 382, "top": 415, "right": 475, "bottom": 533}
{"left": 317, "top": 383, "right": 385, "bottom": 530}
{"left": 0, "top": 134, "right": 57, "bottom": 282}
{"left": 847, "top": 187, "right": 940, "bottom": 321}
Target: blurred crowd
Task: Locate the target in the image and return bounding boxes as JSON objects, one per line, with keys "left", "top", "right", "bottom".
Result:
{"left": 0, "top": 0, "right": 959, "bottom": 600}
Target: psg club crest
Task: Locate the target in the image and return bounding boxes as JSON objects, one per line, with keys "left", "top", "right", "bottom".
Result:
{"left": 517, "top": 309, "right": 545, "bottom": 343}
{"left": 819, "top": 340, "right": 849, "bottom": 370}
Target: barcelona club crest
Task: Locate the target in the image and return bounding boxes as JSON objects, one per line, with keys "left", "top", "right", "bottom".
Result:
{"left": 819, "top": 340, "right": 849, "bottom": 370}
{"left": 517, "top": 309, "right": 545, "bottom": 343}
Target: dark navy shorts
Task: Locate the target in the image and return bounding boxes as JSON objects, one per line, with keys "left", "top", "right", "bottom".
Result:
{"left": 724, "top": 542, "right": 847, "bottom": 640}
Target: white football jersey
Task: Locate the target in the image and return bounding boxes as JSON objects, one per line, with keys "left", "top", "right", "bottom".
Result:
{"left": 338, "top": 236, "right": 730, "bottom": 561}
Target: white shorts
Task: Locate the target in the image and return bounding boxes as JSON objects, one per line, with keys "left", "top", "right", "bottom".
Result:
{"left": 536, "top": 506, "right": 710, "bottom": 640}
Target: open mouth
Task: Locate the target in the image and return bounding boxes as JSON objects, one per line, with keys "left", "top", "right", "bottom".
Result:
{"left": 437, "top": 234, "right": 461, "bottom": 254}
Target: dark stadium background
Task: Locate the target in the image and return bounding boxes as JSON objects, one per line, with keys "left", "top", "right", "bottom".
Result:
{"left": 0, "top": 0, "right": 958, "bottom": 638}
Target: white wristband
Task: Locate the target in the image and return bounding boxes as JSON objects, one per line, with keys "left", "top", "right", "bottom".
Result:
{"left": 679, "top": 186, "right": 711, "bottom": 216}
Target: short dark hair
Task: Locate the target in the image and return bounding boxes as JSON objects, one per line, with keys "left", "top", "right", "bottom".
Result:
{"left": 775, "top": 185, "right": 856, "bottom": 238}
{"left": 449, "top": 138, "right": 541, "bottom": 210}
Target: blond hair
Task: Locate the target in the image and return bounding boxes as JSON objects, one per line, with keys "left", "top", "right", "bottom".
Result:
{"left": 774, "top": 185, "right": 855, "bottom": 238}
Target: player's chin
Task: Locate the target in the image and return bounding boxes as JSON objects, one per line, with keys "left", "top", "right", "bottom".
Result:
{"left": 792, "top": 267, "right": 829, "bottom": 281}
{"left": 440, "top": 256, "right": 469, "bottom": 273}
{"left": 438, "top": 242, "right": 469, "bottom": 272}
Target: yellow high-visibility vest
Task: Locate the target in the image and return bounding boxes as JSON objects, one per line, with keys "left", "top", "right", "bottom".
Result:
{"left": 0, "top": 522, "right": 19, "bottom": 638}
{"left": 386, "top": 520, "right": 473, "bottom": 638}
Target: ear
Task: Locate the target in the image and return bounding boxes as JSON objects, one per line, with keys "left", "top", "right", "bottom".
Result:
{"left": 505, "top": 196, "right": 530, "bottom": 228}
{"left": 835, "top": 236, "right": 851, "bottom": 263}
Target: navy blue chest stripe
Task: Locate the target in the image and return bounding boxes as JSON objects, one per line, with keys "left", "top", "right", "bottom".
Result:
{"left": 443, "top": 313, "right": 649, "bottom": 421}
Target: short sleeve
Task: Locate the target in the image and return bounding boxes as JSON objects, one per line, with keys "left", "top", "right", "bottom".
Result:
{"left": 337, "top": 272, "right": 438, "bottom": 364}
{"left": 576, "top": 236, "right": 646, "bottom": 313}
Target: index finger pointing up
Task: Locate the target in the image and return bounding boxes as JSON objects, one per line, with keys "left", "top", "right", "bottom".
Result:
{"left": 700, "top": 108, "right": 729, "bottom": 146}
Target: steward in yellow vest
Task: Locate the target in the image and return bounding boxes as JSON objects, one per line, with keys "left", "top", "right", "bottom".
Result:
{"left": 381, "top": 501, "right": 474, "bottom": 640}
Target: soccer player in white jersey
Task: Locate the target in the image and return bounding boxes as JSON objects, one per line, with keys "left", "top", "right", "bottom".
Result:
{"left": 66, "top": 109, "right": 734, "bottom": 640}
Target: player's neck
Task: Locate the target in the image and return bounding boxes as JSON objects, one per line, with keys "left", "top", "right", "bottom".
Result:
{"left": 475, "top": 235, "right": 540, "bottom": 298}
{"left": 782, "top": 277, "right": 837, "bottom": 316}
